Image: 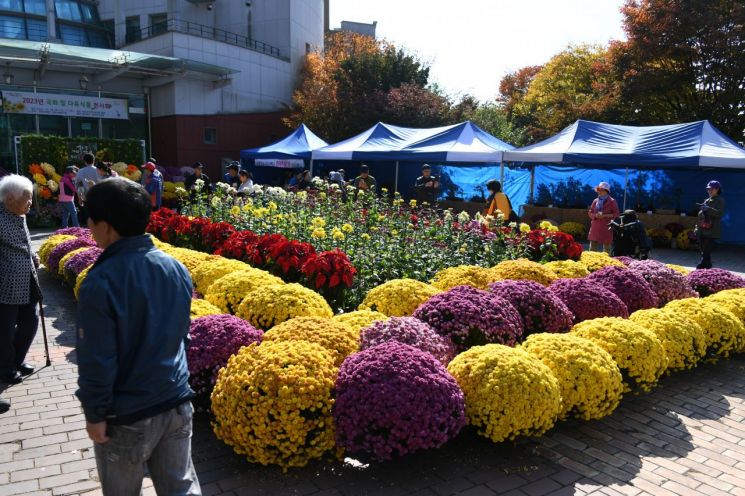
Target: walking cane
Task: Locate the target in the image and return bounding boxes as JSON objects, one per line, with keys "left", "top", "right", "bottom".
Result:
{"left": 38, "top": 299, "right": 52, "bottom": 367}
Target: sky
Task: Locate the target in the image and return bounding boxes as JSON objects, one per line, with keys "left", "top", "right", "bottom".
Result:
{"left": 329, "top": 0, "right": 627, "bottom": 102}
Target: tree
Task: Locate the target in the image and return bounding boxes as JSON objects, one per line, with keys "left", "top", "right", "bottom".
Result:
{"left": 512, "top": 44, "right": 621, "bottom": 141}
{"left": 498, "top": 65, "right": 542, "bottom": 119}
{"left": 612, "top": 0, "right": 745, "bottom": 139}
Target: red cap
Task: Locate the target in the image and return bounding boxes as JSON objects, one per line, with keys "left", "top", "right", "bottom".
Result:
{"left": 141, "top": 162, "right": 156, "bottom": 171}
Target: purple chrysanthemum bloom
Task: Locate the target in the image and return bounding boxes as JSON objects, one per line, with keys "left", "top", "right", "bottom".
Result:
{"left": 47, "top": 237, "right": 97, "bottom": 275}
{"left": 187, "top": 314, "right": 263, "bottom": 410}
{"left": 360, "top": 317, "right": 456, "bottom": 365}
{"left": 192, "top": 288, "right": 203, "bottom": 299}
{"left": 413, "top": 286, "right": 523, "bottom": 351}
{"left": 627, "top": 260, "right": 698, "bottom": 305}
{"left": 614, "top": 256, "right": 635, "bottom": 266}
{"left": 53, "top": 227, "right": 91, "bottom": 238}
{"left": 334, "top": 341, "right": 466, "bottom": 462}
{"left": 63, "top": 247, "right": 102, "bottom": 284}
{"left": 686, "top": 268, "right": 745, "bottom": 297}
{"left": 489, "top": 280, "right": 574, "bottom": 337}
{"left": 549, "top": 278, "right": 629, "bottom": 323}
{"left": 586, "top": 266, "right": 659, "bottom": 312}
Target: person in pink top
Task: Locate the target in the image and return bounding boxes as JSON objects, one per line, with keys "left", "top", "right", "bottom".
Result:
{"left": 587, "top": 181, "right": 620, "bottom": 253}
{"left": 58, "top": 166, "right": 80, "bottom": 228}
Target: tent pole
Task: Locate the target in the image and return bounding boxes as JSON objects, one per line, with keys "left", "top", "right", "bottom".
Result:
{"left": 309, "top": 159, "right": 314, "bottom": 176}
{"left": 623, "top": 167, "right": 629, "bottom": 211}
{"left": 394, "top": 161, "right": 399, "bottom": 193}
{"left": 499, "top": 162, "right": 504, "bottom": 184}
{"left": 529, "top": 166, "right": 535, "bottom": 204}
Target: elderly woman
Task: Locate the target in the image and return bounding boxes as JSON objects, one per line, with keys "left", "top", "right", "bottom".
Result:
{"left": 587, "top": 181, "right": 620, "bottom": 253}
{"left": 0, "top": 175, "right": 41, "bottom": 393}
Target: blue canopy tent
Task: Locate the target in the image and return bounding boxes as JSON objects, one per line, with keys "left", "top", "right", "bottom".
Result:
{"left": 240, "top": 124, "right": 328, "bottom": 171}
{"left": 313, "top": 121, "right": 514, "bottom": 191}
{"left": 503, "top": 119, "right": 745, "bottom": 243}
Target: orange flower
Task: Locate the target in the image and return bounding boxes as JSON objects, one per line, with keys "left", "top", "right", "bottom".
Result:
{"left": 127, "top": 164, "right": 137, "bottom": 172}
{"left": 28, "top": 164, "right": 43, "bottom": 175}
{"left": 40, "top": 187, "right": 52, "bottom": 199}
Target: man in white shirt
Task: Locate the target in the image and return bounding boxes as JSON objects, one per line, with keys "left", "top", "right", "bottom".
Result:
{"left": 75, "top": 153, "right": 99, "bottom": 223}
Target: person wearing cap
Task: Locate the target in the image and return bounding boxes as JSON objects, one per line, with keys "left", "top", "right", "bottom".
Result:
{"left": 414, "top": 164, "right": 440, "bottom": 206}
{"left": 184, "top": 162, "right": 211, "bottom": 194}
{"left": 695, "top": 180, "right": 726, "bottom": 269}
{"left": 59, "top": 166, "right": 80, "bottom": 228}
{"left": 353, "top": 165, "right": 377, "bottom": 194}
{"left": 587, "top": 181, "right": 620, "bottom": 253}
{"left": 142, "top": 162, "right": 164, "bottom": 210}
{"left": 223, "top": 162, "right": 241, "bottom": 189}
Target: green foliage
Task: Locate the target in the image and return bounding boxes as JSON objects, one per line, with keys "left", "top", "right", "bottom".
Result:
{"left": 19, "top": 135, "right": 143, "bottom": 175}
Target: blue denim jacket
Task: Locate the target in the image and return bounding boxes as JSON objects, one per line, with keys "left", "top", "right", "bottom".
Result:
{"left": 76, "top": 235, "right": 193, "bottom": 424}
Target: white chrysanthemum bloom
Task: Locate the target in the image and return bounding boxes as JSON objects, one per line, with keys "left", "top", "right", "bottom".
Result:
{"left": 194, "top": 178, "right": 205, "bottom": 191}
{"left": 46, "top": 179, "right": 59, "bottom": 192}
{"left": 266, "top": 186, "right": 286, "bottom": 198}
{"left": 211, "top": 196, "right": 222, "bottom": 208}
{"left": 457, "top": 211, "right": 470, "bottom": 223}
{"left": 311, "top": 176, "right": 325, "bottom": 188}
{"left": 175, "top": 187, "right": 187, "bottom": 195}
{"left": 329, "top": 183, "right": 340, "bottom": 191}
{"left": 227, "top": 186, "right": 237, "bottom": 195}
{"left": 215, "top": 181, "right": 230, "bottom": 192}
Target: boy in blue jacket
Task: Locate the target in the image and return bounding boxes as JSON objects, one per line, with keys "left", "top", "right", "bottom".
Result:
{"left": 76, "top": 178, "right": 201, "bottom": 495}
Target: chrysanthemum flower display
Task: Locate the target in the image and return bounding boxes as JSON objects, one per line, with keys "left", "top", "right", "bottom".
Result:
{"left": 74, "top": 265, "right": 92, "bottom": 300}
{"left": 413, "top": 286, "right": 523, "bottom": 351}
{"left": 549, "top": 278, "right": 629, "bottom": 323}
{"left": 332, "top": 310, "right": 388, "bottom": 333}
{"left": 190, "top": 258, "right": 250, "bottom": 295}
{"left": 62, "top": 247, "right": 102, "bottom": 285}
{"left": 489, "top": 259, "right": 558, "bottom": 286}
{"left": 334, "top": 342, "right": 466, "bottom": 461}
{"left": 190, "top": 298, "right": 223, "bottom": 319}
{"left": 666, "top": 264, "right": 691, "bottom": 275}
{"left": 57, "top": 247, "right": 91, "bottom": 279}
{"left": 626, "top": 260, "right": 698, "bottom": 306}
{"left": 237, "top": 283, "right": 333, "bottom": 330}
{"left": 447, "top": 344, "right": 561, "bottom": 442}
{"left": 521, "top": 333, "right": 623, "bottom": 421}
{"left": 704, "top": 289, "right": 745, "bottom": 323}
{"left": 629, "top": 308, "right": 706, "bottom": 372}
{"left": 262, "top": 317, "right": 358, "bottom": 367}
{"left": 579, "top": 251, "right": 626, "bottom": 272}
{"left": 489, "top": 280, "right": 573, "bottom": 337}
{"left": 430, "top": 265, "right": 494, "bottom": 291}
{"left": 359, "top": 317, "right": 456, "bottom": 365}
{"left": 571, "top": 317, "right": 667, "bottom": 393}
{"left": 663, "top": 298, "right": 745, "bottom": 358}
{"left": 211, "top": 341, "right": 337, "bottom": 468}
{"left": 543, "top": 260, "right": 590, "bottom": 279}
{"left": 558, "top": 221, "right": 586, "bottom": 240}
{"left": 46, "top": 237, "right": 98, "bottom": 275}
{"left": 188, "top": 315, "right": 263, "bottom": 407}
{"left": 359, "top": 279, "right": 440, "bottom": 317}
{"left": 163, "top": 247, "right": 218, "bottom": 273}
{"left": 586, "top": 266, "right": 659, "bottom": 312}
{"left": 205, "top": 268, "right": 284, "bottom": 314}
{"left": 38, "top": 234, "right": 76, "bottom": 267}
{"left": 686, "top": 268, "right": 745, "bottom": 297}
{"left": 53, "top": 227, "right": 90, "bottom": 238}
{"left": 613, "top": 256, "right": 635, "bottom": 266}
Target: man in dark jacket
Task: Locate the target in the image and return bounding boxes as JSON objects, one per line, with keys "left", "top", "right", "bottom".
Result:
{"left": 413, "top": 164, "right": 440, "bottom": 206}
{"left": 184, "top": 162, "right": 211, "bottom": 194}
{"left": 76, "top": 179, "right": 201, "bottom": 495}
{"left": 695, "top": 180, "right": 726, "bottom": 269}
{"left": 223, "top": 162, "right": 240, "bottom": 189}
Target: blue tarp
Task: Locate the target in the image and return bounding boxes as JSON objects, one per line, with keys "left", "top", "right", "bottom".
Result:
{"left": 503, "top": 120, "right": 745, "bottom": 169}
{"left": 240, "top": 124, "right": 328, "bottom": 160}
{"left": 313, "top": 121, "right": 514, "bottom": 163}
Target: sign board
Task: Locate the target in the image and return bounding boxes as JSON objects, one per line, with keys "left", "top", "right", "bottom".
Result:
{"left": 1, "top": 91, "right": 129, "bottom": 120}
{"left": 255, "top": 158, "right": 305, "bottom": 169}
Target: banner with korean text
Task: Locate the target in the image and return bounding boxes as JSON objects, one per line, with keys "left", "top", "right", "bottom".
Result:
{"left": 1, "top": 91, "right": 129, "bottom": 120}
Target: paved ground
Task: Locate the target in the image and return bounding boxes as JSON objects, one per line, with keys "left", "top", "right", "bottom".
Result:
{"left": 1, "top": 232, "right": 744, "bottom": 496}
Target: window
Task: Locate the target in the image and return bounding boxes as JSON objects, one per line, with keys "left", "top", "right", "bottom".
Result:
{"left": 22, "top": 0, "right": 46, "bottom": 15}
{"left": 55, "top": 0, "right": 82, "bottom": 21}
{"left": 0, "top": 15, "right": 25, "bottom": 39}
{"left": 0, "top": 0, "right": 23, "bottom": 13}
{"left": 125, "top": 16, "right": 140, "bottom": 43}
{"left": 204, "top": 127, "right": 217, "bottom": 144}
{"left": 86, "top": 29, "right": 108, "bottom": 47}
{"left": 58, "top": 23, "right": 86, "bottom": 45}
{"left": 78, "top": 2, "right": 96, "bottom": 22}
{"left": 150, "top": 13, "right": 166, "bottom": 36}
{"left": 25, "top": 17, "right": 46, "bottom": 40}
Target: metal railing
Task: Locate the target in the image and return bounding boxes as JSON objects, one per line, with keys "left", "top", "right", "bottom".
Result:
{"left": 131, "top": 18, "right": 284, "bottom": 60}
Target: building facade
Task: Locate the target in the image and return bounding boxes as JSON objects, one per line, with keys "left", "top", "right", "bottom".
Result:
{"left": 0, "top": 0, "right": 324, "bottom": 176}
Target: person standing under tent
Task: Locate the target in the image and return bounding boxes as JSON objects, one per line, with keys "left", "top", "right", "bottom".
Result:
{"left": 695, "top": 180, "right": 726, "bottom": 269}
{"left": 587, "top": 181, "right": 620, "bottom": 253}
{"left": 353, "top": 165, "right": 377, "bottom": 193}
{"left": 413, "top": 164, "right": 440, "bottom": 206}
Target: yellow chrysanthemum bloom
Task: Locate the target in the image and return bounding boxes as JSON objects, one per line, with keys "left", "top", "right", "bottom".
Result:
{"left": 359, "top": 279, "right": 440, "bottom": 317}
{"left": 229, "top": 205, "right": 241, "bottom": 217}
{"left": 571, "top": 317, "right": 667, "bottom": 393}
{"left": 665, "top": 264, "right": 691, "bottom": 275}
{"left": 190, "top": 298, "right": 223, "bottom": 319}
{"left": 490, "top": 259, "right": 558, "bottom": 286}
{"left": 211, "top": 341, "right": 337, "bottom": 469}
{"left": 704, "top": 289, "right": 745, "bottom": 324}
{"left": 263, "top": 317, "right": 358, "bottom": 367}
{"left": 311, "top": 217, "right": 326, "bottom": 228}
{"left": 430, "top": 265, "right": 493, "bottom": 291}
{"left": 40, "top": 162, "right": 56, "bottom": 175}
{"left": 191, "top": 258, "right": 250, "bottom": 295}
{"left": 205, "top": 269, "right": 284, "bottom": 315}
{"left": 164, "top": 247, "right": 217, "bottom": 273}
{"left": 341, "top": 223, "right": 354, "bottom": 233}
{"left": 522, "top": 333, "right": 623, "bottom": 421}
{"left": 331, "top": 228, "right": 345, "bottom": 241}
{"left": 74, "top": 265, "right": 92, "bottom": 300}
{"left": 311, "top": 228, "right": 327, "bottom": 239}
{"left": 33, "top": 173, "right": 48, "bottom": 185}
{"left": 663, "top": 298, "right": 745, "bottom": 357}
{"left": 447, "top": 344, "right": 561, "bottom": 443}
{"left": 332, "top": 310, "right": 388, "bottom": 333}
{"left": 557, "top": 221, "right": 586, "bottom": 240}
{"left": 237, "top": 283, "right": 333, "bottom": 330}
{"left": 579, "top": 251, "right": 626, "bottom": 272}
{"left": 630, "top": 308, "right": 707, "bottom": 372}
{"left": 544, "top": 260, "right": 590, "bottom": 279}
{"left": 519, "top": 223, "right": 531, "bottom": 233}
{"left": 38, "top": 235, "right": 76, "bottom": 267}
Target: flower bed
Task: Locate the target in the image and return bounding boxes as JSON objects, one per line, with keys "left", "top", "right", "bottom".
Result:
{"left": 262, "top": 317, "right": 358, "bottom": 367}
{"left": 332, "top": 310, "right": 388, "bottom": 333}
{"left": 359, "top": 279, "right": 440, "bottom": 316}
{"left": 237, "top": 283, "right": 334, "bottom": 330}
{"left": 490, "top": 259, "right": 558, "bottom": 286}
{"left": 359, "top": 316, "right": 456, "bottom": 365}
{"left": 686, "top": 268, "right": 745, "bottom": 297}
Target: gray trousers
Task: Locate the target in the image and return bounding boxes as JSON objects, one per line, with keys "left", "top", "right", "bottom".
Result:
{"left": 94, "top": 402, "right": 201, "bottom": 496}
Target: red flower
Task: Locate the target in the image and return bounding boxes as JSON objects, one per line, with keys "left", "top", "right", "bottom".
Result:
{"left": 267, "top": 239, "right": 316, "bottom": 276}
{"left": 302, "top": 250, "right": 356, "bottom": 290}
{"left": 216, "top": 230, "right": 260, "bottom": 262}
{"left": 202, "top": 221, "right": 237, "bottom": 252}
{"left": 410, "top": 214, "right": 419, "bottom": 226}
